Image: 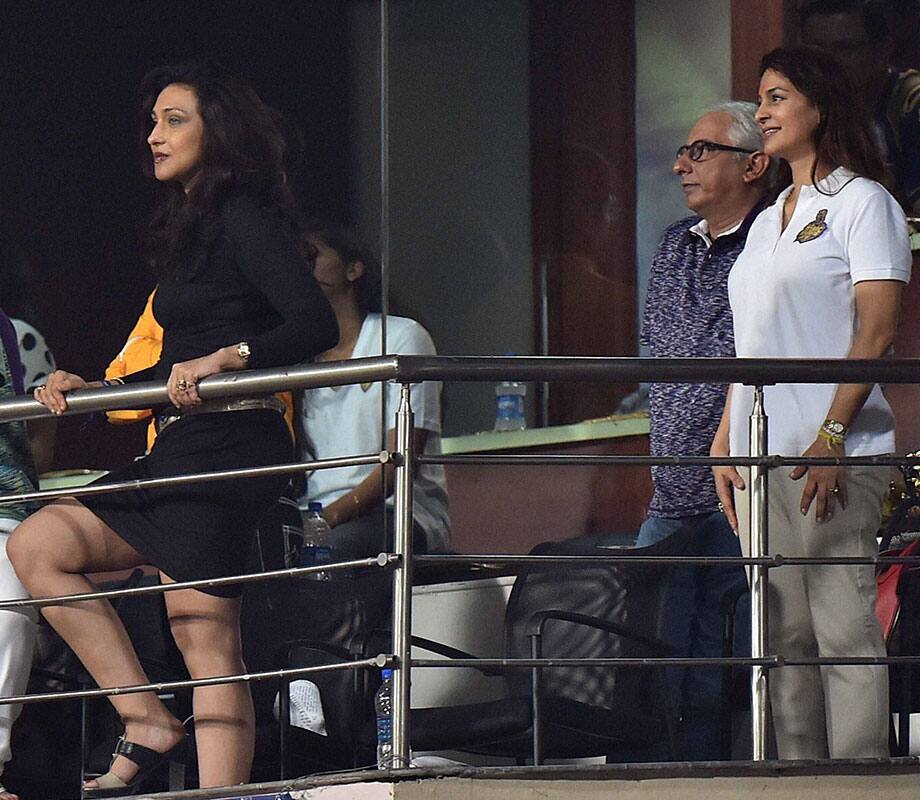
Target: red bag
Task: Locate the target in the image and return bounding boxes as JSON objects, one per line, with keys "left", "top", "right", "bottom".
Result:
{"left": 876, "top": 538, "right": 920, "bottom": 641}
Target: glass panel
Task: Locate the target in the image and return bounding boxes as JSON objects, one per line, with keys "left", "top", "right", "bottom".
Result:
{"left": 352, "top": 0, "right": 534, "bottom": 437}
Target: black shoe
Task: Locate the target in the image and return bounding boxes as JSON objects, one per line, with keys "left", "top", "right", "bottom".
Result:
{"left": 83, "top": 735, "right": 185, "bottom": 798}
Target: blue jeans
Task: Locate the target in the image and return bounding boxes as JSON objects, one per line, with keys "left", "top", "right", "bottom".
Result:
{"left": 637, "top": 511, "right": 750, "bottom": 760}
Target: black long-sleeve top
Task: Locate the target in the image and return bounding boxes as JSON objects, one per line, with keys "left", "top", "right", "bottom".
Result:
{"left": 126, "top": 193, "right": 338, "bottom": 383}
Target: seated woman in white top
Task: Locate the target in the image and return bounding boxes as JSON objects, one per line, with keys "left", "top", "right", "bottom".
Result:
{"left": 298, "top": 220, "right": 450, "bottom": 558}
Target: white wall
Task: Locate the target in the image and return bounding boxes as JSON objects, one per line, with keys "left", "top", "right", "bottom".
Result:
{"left": 635, "top": 0, "right": 732, "bottom": 351}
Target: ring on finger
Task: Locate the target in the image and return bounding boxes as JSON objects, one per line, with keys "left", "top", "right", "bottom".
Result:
{"left": 176, "top": 379, "right": 191, "bottom": 391}
{"left": 830, "top": 485, "right": 840, "bottom": 494}
{"left": 35, "top": 385, "right": 46, "bottom": 392}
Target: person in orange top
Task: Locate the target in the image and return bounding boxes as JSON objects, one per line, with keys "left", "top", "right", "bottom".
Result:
{"left": 106, "top": 290, "right": 295, "bottom": 451}
{"left": 105, "top": 290, "right": 163, "bottom": 451}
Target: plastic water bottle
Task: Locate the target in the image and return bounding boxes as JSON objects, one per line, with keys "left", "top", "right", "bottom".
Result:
{"left": 494, "top": 380, "right": 526, "bottom": 431}
{"left": 374, "top": 668, "right": 394, "bottom": 769}
{"left": 301, "top": 501, "right": 333, "bottom": 580}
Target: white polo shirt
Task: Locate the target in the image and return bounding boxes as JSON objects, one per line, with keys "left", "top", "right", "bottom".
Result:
{"left": 728, "top": 168, "right": 912, "bottom": 457}
{"left": 299, "top": 314, "right": 451, "bottom": 553}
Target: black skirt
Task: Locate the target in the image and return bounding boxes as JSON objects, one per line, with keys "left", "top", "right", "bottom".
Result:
{"left": 82, "top": 409, "right": 292, "bottom": 598}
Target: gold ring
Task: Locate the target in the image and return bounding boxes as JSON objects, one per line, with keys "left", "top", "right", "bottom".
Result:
{"left": 35, "top": 385, "right": 46, "bottom": 392}
{"left": 176, "top": 379, "right": 190, "bottom": 391}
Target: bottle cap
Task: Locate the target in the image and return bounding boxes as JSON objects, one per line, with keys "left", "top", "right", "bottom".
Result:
{"left": 307, "top": 501, "right": 323, "bottom": 513}
{"left": 382, "top": 668, "right": 393, "bottom": 679}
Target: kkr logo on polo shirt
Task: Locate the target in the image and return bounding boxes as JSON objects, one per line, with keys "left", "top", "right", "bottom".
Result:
{"left": 795, "top": 209, "right": 829, "bottom": 244}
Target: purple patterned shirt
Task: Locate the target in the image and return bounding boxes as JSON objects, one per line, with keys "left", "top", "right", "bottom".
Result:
{"left": 641, "top": 208, "right": 759, "bottom": 518}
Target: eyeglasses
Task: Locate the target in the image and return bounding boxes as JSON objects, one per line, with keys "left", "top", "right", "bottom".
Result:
{"left": 675, "top": 139, "right": 756, "bottom": 162}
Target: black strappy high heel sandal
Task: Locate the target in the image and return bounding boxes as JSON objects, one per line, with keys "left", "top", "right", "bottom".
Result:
{"left": 83, "top": 735, "right": 186, "bottom": 798}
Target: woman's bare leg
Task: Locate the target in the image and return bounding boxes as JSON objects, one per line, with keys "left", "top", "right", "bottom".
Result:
{"left": 163, "top": 578, "right": 253, "bottom": 787}
{"left": 7, "top": 500, "right": 184, "bottom": 785}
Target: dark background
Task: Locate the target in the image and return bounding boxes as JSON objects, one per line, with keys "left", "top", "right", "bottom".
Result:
{"left": 0, "top": 1, "right": 354, "bottom": 468}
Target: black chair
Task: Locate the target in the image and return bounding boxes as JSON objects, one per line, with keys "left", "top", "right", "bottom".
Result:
{"left": 276, "top": 637, "right": 379, "bottom": 776}
{"left": 250, "top": 570, "right": 392, "bottom": 777}
{"left": 889, "top": 562, "right": 920, "bottom": 755}
{"left": 877, "top": 484, "right": 920, "bottom": 756}
{"left": 397, "top": 528, "right": 704, "bottom": 764}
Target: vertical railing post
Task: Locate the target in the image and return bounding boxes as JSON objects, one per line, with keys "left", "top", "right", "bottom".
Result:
{"left": 748, "top": 385, "right": 770, "bottom": 760}
{"left": 390, "top": 383, "right": 414, "bottom": 768}
{"left": 378, "top": 0, "right": 389, "bottom": 350}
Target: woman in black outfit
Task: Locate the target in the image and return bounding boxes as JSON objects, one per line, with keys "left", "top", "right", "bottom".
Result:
{"left": 8, "top": 62, "right": 338, "bottom": 794}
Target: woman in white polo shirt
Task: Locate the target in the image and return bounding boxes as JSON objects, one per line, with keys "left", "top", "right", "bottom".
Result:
{"left": 298, "top": 221, "right": 450, "bottom": 559}
{"left": 711, "top": 46, "right": 912, "bottom": 759}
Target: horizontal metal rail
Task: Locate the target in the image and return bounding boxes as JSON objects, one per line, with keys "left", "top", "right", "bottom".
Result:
{"left": 0, "top": 450, "right": 904, "bottom": 509}
{"left": 3, "top": 355, "right": 920, "bottom": 425}
{"left": 411, "top": 657, "right": 779, "bottom": 668}
{"left": 9, "top": 649, "right": 918, "bottom": 709}
{"left": 412, "top": 553, "right": 920, "bottom": 567}
{"left": 5, "top": 649, "right": 920, "bottom": 709}
{"left": 410, "top": 655, "right": 920, "bottom": 668}
{"left": 0, "top": 357, "right": 400, "bottom": 423}
{"left": 0, "top": 452, "right": 391, "bottom": 507}
{"left": 0, "top": 549, "right": 914, "bottom": 613}
{"left": 0, "top": 555, "right": 397, "bottom": 611}
{"left": 419, "top": 453, "right": 920, "bottom": 468}
{"left": 394, "top": 355, "right": 920, "bottom": 386}
{"left": 0, "top": 655, "right": 391, "bottom": 707}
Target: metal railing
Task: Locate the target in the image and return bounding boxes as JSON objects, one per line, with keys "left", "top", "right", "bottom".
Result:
{"left": 1, "top": 355, "right": 920, "bottom": 773}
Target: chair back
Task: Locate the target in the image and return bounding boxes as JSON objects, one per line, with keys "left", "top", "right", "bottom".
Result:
{"left": 502, "top": 528, "right": 697, "bottom": 713}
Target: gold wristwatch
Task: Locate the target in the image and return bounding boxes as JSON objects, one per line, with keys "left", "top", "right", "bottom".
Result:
{"left": 818, "top": 418, "right": 847, "bottom": 448}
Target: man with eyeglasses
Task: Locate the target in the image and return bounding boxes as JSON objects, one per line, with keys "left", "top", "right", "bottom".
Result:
{"left": 638, "top": 101, "right": 779, "bottom": 761}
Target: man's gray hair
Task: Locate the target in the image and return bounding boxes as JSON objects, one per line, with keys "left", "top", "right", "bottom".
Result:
{"left": 705, "top": 100, "right": 787, "bottom": 195}
{"left": 708, "top": 101, "right": 762, "bottom": 152}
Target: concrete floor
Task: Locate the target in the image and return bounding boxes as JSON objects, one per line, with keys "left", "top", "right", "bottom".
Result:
{"left": 137, "top": 759, "right": 920, "bottom": 800}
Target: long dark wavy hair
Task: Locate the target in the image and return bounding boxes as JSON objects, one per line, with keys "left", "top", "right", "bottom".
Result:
{"left": 140, "top": 60, "right": 298, "bottom": 278}
{"left": 759, "top": 46, "right": 887, "bottom": 190}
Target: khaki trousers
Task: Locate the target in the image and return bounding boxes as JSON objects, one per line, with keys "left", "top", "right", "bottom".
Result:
{"left": 736, "top": 465, "right": 890, "bottom": 759}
